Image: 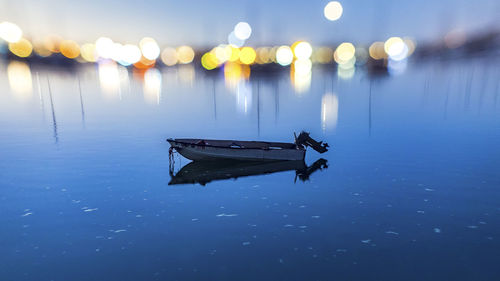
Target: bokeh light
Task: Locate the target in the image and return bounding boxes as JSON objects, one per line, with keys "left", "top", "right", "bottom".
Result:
{"left": 60, "top": 40, "right": 80, "bottom": 59}
{"left": 95, "top": 37, "right": 114, "bottom": 59}
{"left": 80, "top": 43, "right": 98, "bottom": 62}
{"left": 239, "top": 47, "right": 256, "bottom": 65}
{"left": 368, "top": 41, "right": 387, "bottom": 60}
{"left": 334, "top": 42, "right": 355, "bottom": 64}
{"left": 324, "top": 1, "right": 343, "bottom": 21}
{"left": 121, "top": 44, "right": 142, "bottom": 65}
{"left": 276, "top": 46, "right": 293, "bottom": 66}
{"left": 293, "top": 41, "right": 313, "bottom": 60}
{"left": 139, "top": 37, "right": 160, "bottom": 60}
{"left": 161, "top": 47, "right": 178, "bottom": 66}
{"left": 0, "top": 22, "right": 23, "bottom": 43}
{"left": 234, "top": 22, "right": 252, "bottom": 40}
{"left": 176, "top": 45, "right": 195, "bottom": 64}
{"left": 201, "top": 52, "right": 218, "bottom": 70}
{"left": 444, "top": 29, "right": 466, "bottom": 49}
{"left": 313, "top": 47, "right": 333, "bottom": 64}
{"left": 8, "top": 38, "right": 33, "bottom": 57}
{"left": 384, "top": 37, "right": 408, "bottom": 61}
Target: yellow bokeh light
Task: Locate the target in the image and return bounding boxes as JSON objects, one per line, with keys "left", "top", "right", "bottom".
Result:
{"left": 80, "top": 43, "right": 98, "bottom": 62}
{"left": 8, "top": 38, "right": 33, "bottom": 58}
{"left": 293, "top": 41, "right": 313, "bottom": 60}
{"left": 161, "top": 47, "right": 177, "bottom": 66}
{"left": 60, "top": 40, "right": 80, "bottom": 59}
{"left": 177, "top": 45, "right": 195, "bottom": 64}
{"left": 368, "top": 41, "right": 386, "bottom": 60}
{"left": 201, "top": 52, "right": 218, "bottom": 70}
{"left": 239, "top": 47, "right": 256, "bottom": 65}
{"left": 0, "top": 22, "right": 23, "bottom": 43}
{"left": 228, "top": 46, "right": 240, "bottom": 62}
{"left": 334, "top": 42, "right": 355, "bottom": 64}
{"left": 324, "top": 1, "right": 343, "bottom": 21}
{"left": 276, "top": 46, "right": 293, "bottom": 66}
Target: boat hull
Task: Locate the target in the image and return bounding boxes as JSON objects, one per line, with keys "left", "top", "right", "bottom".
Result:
{"left": 168, "top": 140, "right": 305, "bottom": 161}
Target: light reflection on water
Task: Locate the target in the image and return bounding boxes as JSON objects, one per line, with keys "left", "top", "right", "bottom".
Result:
{"left": 0, "top": 57, "right": 499, "bottom": 281}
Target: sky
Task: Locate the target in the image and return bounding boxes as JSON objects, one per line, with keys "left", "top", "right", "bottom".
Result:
{"left": 1, "top": 0, "right": 499, "bottom": 47}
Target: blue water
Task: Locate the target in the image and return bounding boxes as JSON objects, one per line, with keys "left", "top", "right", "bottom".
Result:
{"left": 1, "top": 59, "right": 499, "bottom": 280}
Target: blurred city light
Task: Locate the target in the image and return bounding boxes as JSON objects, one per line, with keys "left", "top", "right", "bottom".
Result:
{"left": 60, "top": 40, "right": 80, "bottom": 59}
{"left": 293, "top": 41, "right": 313, "bottom": 60}
{"left": 80, "top": 43, "right": 98, "bottom": 62}
{"left": 234, "top": 22, "right": 252, "bottom": 40}
{"left": 324, "top": 1, "right": 343, "bottom": 21}
{"left": 384, "top": 37, "right": 408, "bottom": 61}
{"left": 8, "top": 38, "right": 33, "bottom": 58}
{"left": 276, "top": 46, "right": 293, "bottom": 66}
{"left": 139, "top": 37, "right": 160, "bottom": 60}
{"left": 95, "top": 37, "right": 114, "bottom": 59}
{"left": 369, "top": 41, "right": 387, "bottom": 60}
{"left": 161, "top": 47, "right": 178, "bottom": 66}
{"left": 334, "top": 42, "right": 355, "bottom": 65}
{"left": 239, "top": 47, "right": 256, "bottom": 64}
{"left": 0, "top": 22, "right": 22, "bottom": 43}
{"left": 201, "top": 52, "right": 218, "bottom": 70}
{"left": 121, "top": 44, "right": 142, "bottom": 65}
{"left": 176, "top": 45, "right": 195, "bottom": 64}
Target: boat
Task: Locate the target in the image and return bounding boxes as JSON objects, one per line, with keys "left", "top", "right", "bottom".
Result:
{"left": 168, "top": 158, "right": 328, "bottom": 185}
{"left": 167, "top": 132, "right": 328, "bottom": 162}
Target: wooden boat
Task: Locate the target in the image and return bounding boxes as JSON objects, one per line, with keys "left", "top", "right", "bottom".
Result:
{"left": 167, "top": 132, "right": 328, "bottom": 162}
{"left": 168, "top": 158, "right": 328, "bottom": 185}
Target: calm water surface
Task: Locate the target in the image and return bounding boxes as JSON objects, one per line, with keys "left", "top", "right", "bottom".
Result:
{"left": 1, "top": 58, "right": 499, "bottom": 280}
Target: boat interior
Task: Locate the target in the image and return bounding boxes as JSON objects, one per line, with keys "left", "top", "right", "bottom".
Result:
{"left": 168, "top": 138, "right": 298, "bottom": 149}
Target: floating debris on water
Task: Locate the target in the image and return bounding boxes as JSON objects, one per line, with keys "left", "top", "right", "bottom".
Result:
{"left": 385, "top": 231, "right": 399, "bottom": 235}
{"left": 21, "top": 212, "right": 33, "bottom": 217}
{"left": 216, "top": 213, "right": 238, "bottom": 217}
{"left": 361, "top": 239, "right": 371, "bottom": 244}
{"left": 434, "top": 228, "right": 441, "bottom": 233}
{"left": 242, "top": 242, "right": 251, "bottom": 246}
{"left": 135, "top": 215, "right": 142, "bottom": 218}
{"left": 284, "top": 224, "right": 294, "bottom": 228}
{"left": 417, "top": 210, "right": 425, "bottom": 214}
{"left": 114, "top": 229, "right": 127, "bottom": 233}
{"left": 479, "top": 221, "right": 487, "bottom": 225}
{"left": 425, "top": 188, "right": 435, "bottom": 192}
{"left": 84, "top": 208, "right": 98, "bottom": 212}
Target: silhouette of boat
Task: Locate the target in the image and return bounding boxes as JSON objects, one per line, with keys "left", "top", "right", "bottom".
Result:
{"left": 168, "top": 158, "right": 328, "bottom": 185}
{"left": 167, "top": 132, "right": 328, "bottom": 161}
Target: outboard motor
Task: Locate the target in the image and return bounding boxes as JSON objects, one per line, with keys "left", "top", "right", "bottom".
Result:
{"left": 294, "top": 131, "right": 329, "bottom": 153}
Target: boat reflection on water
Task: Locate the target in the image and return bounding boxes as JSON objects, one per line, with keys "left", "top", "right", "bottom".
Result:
{"left": 168, "top": 159, "right": 328, "bottom": 186}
